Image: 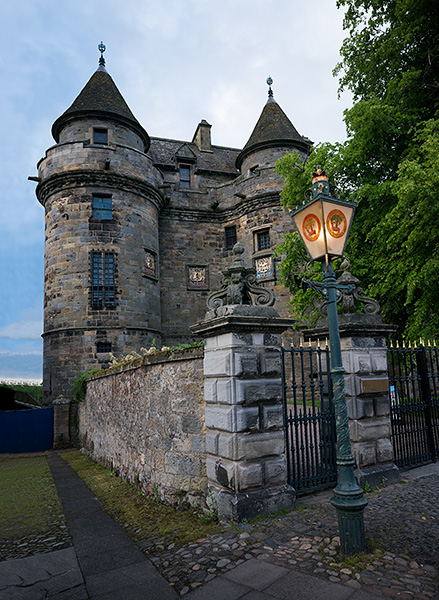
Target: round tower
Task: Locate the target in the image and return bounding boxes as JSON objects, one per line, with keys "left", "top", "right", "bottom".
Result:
{"left": 228, "top": 78, "right": 312, "bottom": 320}
{"left": 36, "top": 45, "right": 164, "bottom": 403}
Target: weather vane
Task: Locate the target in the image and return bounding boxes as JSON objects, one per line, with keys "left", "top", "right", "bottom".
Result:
{"left": 266, "top": 76, "right": 273, "bottom": 98}
{"left": 98, "top": 41, "right": 106, "bottom": 67}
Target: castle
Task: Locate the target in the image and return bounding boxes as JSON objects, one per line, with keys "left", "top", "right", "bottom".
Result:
{"left": 35, "top": 46, "right": 310, "bottom": 403}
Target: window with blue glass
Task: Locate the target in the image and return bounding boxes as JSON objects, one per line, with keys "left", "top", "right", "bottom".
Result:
{"left": 92, "top": 194, "right": 112, "bottom": 220}
{"left": 179, "top": 165, "right": 191, "bottom": 188}
{"left": 93, "top": 128, "right": 108, "bottom": 144}
{"left": 90, "top": 250, "right": 116, "bottom": 309}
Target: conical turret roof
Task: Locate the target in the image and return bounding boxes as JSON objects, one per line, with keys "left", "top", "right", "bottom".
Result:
{"left": 236, "top": 92, "right": 309, "bottom": 170}
{"left": 52, "top": 67, "right": 150, "bottom": 152}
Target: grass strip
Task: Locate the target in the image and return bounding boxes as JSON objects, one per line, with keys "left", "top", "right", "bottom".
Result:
{"left": 0, "top": 455, "right": 63, "bottom": 538}
{"left": 61, "top": 451, "right": 221, "bottom": 547}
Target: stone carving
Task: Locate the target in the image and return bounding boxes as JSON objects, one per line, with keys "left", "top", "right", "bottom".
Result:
{"left": 207, "top": 242, "right": 275, "bottom": 311}
{"left": 319, "top": 262, "right": 380, "bottom": 317}
{"left": 188, "top": 266, "right": 208, "bottom": 289}
{"left": 255, "top": 256, "right": 274, "bottom": 280}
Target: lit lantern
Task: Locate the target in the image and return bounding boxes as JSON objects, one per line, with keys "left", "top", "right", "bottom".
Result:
{"left": 290, "top": 168, "right": 355, "bottom": 262}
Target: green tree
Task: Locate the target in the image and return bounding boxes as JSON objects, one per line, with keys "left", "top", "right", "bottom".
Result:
{"left": 276, "top": 0, "right": 439, "bottom": 340}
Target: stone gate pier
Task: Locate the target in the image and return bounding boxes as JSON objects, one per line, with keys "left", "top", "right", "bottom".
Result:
{"left": 192, "top": 244, "right": 296, "bottom": 521}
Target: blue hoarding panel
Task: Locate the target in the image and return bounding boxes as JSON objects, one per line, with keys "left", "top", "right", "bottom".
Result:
{"left": 0, "top": 408, "right": 54, "bottom": 453}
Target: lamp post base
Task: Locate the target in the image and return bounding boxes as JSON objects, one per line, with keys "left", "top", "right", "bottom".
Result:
{"left": 331, "top": 465, "right": 368, "bottom": 555}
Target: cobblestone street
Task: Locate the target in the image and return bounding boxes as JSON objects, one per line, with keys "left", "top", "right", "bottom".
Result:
{"left": 1, "top": 456, "right": 438, "bottom": 599}
{"left": 148, "top": 464, "right": 439, "bottom": 597}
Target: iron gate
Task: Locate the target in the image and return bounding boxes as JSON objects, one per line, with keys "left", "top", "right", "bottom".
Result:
{"left": 281, "top": 344, "right": 337, "bottom": 494}
{"left": 388, "top": 343, "right": 439, "bottom": 469}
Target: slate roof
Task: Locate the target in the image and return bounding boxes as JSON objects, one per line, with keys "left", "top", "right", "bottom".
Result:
{"left": 149, "top": 137, "right": 240, "bottom": 175}
{"left": 51, "top": 68, "right": 150, "bottom": 151}
{"left": 235, "top": 99, "right": 309, "bottom": 169}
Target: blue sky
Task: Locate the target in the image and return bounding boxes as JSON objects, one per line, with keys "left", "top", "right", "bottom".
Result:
{"left": 0, "top": 0, "right": 352, "bottom": 382}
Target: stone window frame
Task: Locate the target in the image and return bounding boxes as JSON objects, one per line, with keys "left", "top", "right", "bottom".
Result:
{"left": 142, "top": 248, "right": 158, "bottom": 281}
{"left": 186, "top": 264, "right": 209, "bottom": 291}
{"left": 89, "top": 249, "right": 117, "bottom": 310}
{"left": 87, "top": 125, "right": 113, "bottom": 147}
{"left": 96, "top": 341, "right": 112, "bottom": 353}
{"left": 179, "top": 163, "right": 192, "bottom": 189}
{"left": 91, "top": 193, "right": 113, "bottom": 221}
{"left": 251, "top": 226, "right": 276, "bottom": 282}
{"left": 93, "top": 127, "right": 108, "bottom": 145}
{"left": 254, "top": 228, "right": 271, "bottom": 252}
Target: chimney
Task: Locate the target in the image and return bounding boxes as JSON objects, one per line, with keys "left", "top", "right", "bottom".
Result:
{"left": 192, "top": 120, "right": 212, "bottom": 152}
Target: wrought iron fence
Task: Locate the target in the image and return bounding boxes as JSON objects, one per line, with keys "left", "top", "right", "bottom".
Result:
{"left": 388, "top": 343, "right": 439, "bottom": 469}
{"left": 281, "top": 343, "right": 337, "bottom": 494}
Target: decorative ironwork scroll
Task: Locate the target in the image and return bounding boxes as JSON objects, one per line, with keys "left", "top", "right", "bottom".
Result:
{"left": 206, "top": 242, "right": 275, "bottom": 310}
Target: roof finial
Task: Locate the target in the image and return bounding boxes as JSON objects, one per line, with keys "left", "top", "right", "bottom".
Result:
{"left": 266, "top": 76, "right": 275, "bottom": 103}
{"left": 98, "top": 41, "right": 106, "bottom": 68}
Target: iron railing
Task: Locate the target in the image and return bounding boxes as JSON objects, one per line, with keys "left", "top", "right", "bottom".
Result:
{"left": 388, "top": 343, "right": 439, "bottom": 469}
{"left": 282, "top": 343, "right": 337, "bottom": 494}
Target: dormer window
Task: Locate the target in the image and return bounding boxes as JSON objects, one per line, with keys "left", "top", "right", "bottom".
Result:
{"left": 93, "top": 128, "right": 108, "bottom": 144}
{"left": 179, "top": 164, "right": 191, "bottom": 188}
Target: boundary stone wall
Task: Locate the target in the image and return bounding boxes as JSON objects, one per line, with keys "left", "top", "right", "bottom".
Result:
{"left": 78, "top": 346, "right": 207, "bottom": 506}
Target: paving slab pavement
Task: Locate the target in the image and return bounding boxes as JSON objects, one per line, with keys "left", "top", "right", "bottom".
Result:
{"left": 0, "top": 547, "right": 87, "bottom": 600}
{"left": 46, "top": 453, "right": 178, "bottom": 600}
{"left": 186, "top": 558, "right": 384, "bottom": 599}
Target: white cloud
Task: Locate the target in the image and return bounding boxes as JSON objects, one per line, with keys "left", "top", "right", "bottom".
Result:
{"left": 0, "top": 320, "right": 42, "bottom": 341}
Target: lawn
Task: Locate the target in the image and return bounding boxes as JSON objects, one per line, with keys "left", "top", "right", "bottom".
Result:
{"left": 0, "top": 455, "right": 70, "bottom": 560}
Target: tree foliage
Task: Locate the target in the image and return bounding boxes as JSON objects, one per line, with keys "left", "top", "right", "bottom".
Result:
{"left": 276, "top": 0, "right": 439, "bottom": 340}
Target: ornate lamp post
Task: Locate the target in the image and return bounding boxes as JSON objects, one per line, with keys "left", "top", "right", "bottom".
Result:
{"left": 290, "top": 167, "right": 368, "bottom": 555}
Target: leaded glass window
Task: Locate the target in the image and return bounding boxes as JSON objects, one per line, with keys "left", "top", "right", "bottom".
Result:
{"left": 256, "top": 229, "right": 270, "bottom": 251}
{"left": 96, "top": 341, "right": 112, "bottom": 353}
{"left": 92, "top": 194, "right": 112, "bottom": 220}
{"left": 225, "top": 226, "right": 237, "bottom": 249}
{"left": 179, "top": 165, "right": 191, "bottom": 188}
{"left": 90, "top": 250, "right": 116, "bottom": 309}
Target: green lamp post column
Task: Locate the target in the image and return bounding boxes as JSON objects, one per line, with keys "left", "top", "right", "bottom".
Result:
{"left": 289, "top": 168, "right": 368, "bottom": 555}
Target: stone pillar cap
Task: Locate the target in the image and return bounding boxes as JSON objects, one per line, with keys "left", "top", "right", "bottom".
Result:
{"left": 191, "top": 305, "right": 295, "bottom": 338}
{"left": 52, "top": 395, "right": 71, "bottom": 405}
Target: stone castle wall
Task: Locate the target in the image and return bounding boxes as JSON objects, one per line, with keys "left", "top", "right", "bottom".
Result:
{"left": 159, "top": 197, "right": 294, "bottom": 346}
{"left": 78, "top": 346, "right": 207, "bottom": 506}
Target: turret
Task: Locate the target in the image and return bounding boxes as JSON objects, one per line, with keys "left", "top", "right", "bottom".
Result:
{"left": 236, "top": 77, "right": 311, "bottom": 175}
{"left": 36, "top": 43, "right": 163, "bottom": 403}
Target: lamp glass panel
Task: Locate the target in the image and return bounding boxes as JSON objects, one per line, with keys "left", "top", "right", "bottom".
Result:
{"left": 322, "top": 201, "right": 354, "bottom": 258}
{"left": 292, "top": 201, "right": 326, "bottom": 260}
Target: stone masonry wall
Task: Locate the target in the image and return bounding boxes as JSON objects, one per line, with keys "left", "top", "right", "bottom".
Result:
{"left": 78, "top": 346, "right": 207, "bottom": 506}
